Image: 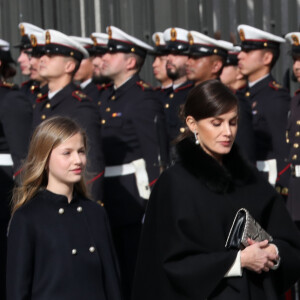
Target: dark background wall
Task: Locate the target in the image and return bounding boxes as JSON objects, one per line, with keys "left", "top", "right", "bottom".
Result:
{"left": 1, "top": 0, "right": 300, "bottom": 91}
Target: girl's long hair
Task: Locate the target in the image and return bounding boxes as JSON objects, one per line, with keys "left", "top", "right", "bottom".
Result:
{"left": 11, "top": 116, "right": 88, "bottom": 214}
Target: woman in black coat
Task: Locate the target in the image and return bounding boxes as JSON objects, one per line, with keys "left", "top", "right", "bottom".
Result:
{"left": 6, "top": 116, "right": 122, "bottom": 300}
{"left": 132, "top": 80, "right": 300, "bottom": 300}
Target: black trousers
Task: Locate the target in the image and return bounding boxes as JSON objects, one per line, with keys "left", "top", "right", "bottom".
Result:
{"left": 111, "top": 223, "right": 141, "bottom": 300}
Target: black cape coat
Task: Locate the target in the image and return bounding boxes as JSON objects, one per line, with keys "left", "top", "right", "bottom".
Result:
{"left": 6, "top": 189, "right": 123, "bottom": 300}
{"left": 132, "top": 137, "right": 300, "bottom": 300}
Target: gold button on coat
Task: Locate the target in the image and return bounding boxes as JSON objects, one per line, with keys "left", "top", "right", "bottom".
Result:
{"left": 41, "top": 115, "right": 46, "bottom": 120}
{"left": 245, "top": 92, "right": 250, "bottom": 97}
{"left": 296, "top": 132, "right": 300, "bottom": 137}
{"left": 37, "top": 93, "right": 42, "bottom": 98}
{"left": 297, "top": 120, "right": 300, "bottom": 125}
{"left": 169, "top": 93, "right": 174, "bottom": 99}
{"left": 101, "top": 119, "right": 106, "bottom": 124}
{"left": 45, "top": 103, "right": 51, "bottom": 109}
{"left": 98, "top": 101, "right": 101, "bottom": 106}
{"left": 72, "top": 249, "right": 77, "bottom": 255}
{"left": 292, "top": 154, "right": 298, "bottom": 160}
{"left": 77, "top": 206, "right": 83, "bottom": 212}
{"left": 165, "top": 103, "right": 169, "bottom": 108}
{"left": 111, "top": 95, "right": 116, "bottom": 100}
{"left": 106, "top": 107, "right": 111, "bottom": 112}
{"left": 89, "top": 246, "right": 95, "bottom": 253}
{"left": 180, "top": 127, "right": 185, "bottom": 133}
{"left": 58, "top": 208, "right": 64, "bottom": 214}
{"left": 294, "top": 143, "right": 299, "bottom": 148}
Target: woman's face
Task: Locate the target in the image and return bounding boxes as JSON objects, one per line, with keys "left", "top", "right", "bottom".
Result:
{"left": 189, "top": 108, "right": 238, "bottom": 162}
{"left": 47, "top": 132, "right": 87, "bottom": 190}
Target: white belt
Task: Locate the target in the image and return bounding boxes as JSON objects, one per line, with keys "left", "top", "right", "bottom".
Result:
{"left": 0, "top": 154, "right": 13, "bottom": 166}
{"left": 294, "top": 165, "right": 300, "bottom": 177}
{"left": 105, "top": 158, "right": 151, "bottom": 199}
{"left": 256, "top": 159, "right": 277, "bottom": 186}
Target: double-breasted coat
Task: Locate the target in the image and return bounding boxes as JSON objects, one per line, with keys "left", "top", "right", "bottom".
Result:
{"left": 6, "top": 189, "right": 122, "bottom": 300}
{"left": 132, "top": 137, "right": 300, "bottom": 300}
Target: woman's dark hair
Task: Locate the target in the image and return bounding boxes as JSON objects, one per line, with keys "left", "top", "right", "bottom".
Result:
{"left": 175, "top": 79, "right": 239, "bottom": 143}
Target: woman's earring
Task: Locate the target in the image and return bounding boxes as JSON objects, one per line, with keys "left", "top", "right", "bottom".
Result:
{"left": 194, "top": 131, "right": 199, "bottom": 145}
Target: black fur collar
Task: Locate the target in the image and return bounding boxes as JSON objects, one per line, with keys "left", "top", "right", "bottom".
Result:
{"left": 176, "top": 137, "right": 255, "bottom": 193}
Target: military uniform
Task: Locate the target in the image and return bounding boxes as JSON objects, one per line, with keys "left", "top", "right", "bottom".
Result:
{"left": 99, "top": 73, "right": 167, "bottom": 224}
{"left": 234, "top": 87, "right": 256, "bottom": 163}
{"left": 243, "top": 75, "right": 290, "bottom": 192}
{"left": 32, "top": 82, "right": 105, "bottom": 202}
{"left": 286, "top": 91, "right": 300, "bottom": 222}
{"left": 159, "top": 81, "right": 194, "bottom": 142}
{"left": 0, "top": 80, "right": 33, "bottom": 299}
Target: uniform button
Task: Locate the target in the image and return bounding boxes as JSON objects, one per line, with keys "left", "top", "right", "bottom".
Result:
{"left": 98, "top": 101, "right": 101, "bottom": 106}
{"left": 77, "top": 206, "right": 83, "bottom": 212}
{"left": 111, "top": 95, "right": 116, "bottom": 100}
{"left": 296, "top": 132, "right": 300, "bottom": 137}
{"left": 30, "top": 85, "right": 35, "bottom": 91}
{"left": 294, "top": 143, "right": 299, "bottom": 148}
{"left": 245, "top": 91, "right": 250, "bottom": 97}
{"left": 297, "top": 120, "right": 300, "bottom": 125}
{"left": 45, "top": 103, "right": 51, "bottom": 109}
{"left": 101, "top": 119, "right": 106, "bottom": 124}
{"left": 180, "top": 127, "right": 185, "bottom": 133}
{"left": 72, "top": 249, "right": 77, "bottom": 255}
{"left": 89, "top": 246, "right": 95, "bottom": 253}
{"left": 58, "top": 208, "right": 64, "bottom": 214}
{"left": 41, "top": 114, "right": 46, "bottom": 120}
{"left": 165, "top": 103, "right": 169, "bottom": 108}
{"left": 292, "top": 154, "right": 298, "bottom": 160}
{"left": 97, "top": 200, "right": 104, "bottom": 207}
{"left": 37, "top": 93, "right": 42, "bottom": 98}
{"left": 282, "top": 187, "right": 288, "bottom": 195}
{"left": 169, "top": 93, "right": 174, "bottom": 99}
{"left": 106, "top": 107, "right": 111, "bottom": 112}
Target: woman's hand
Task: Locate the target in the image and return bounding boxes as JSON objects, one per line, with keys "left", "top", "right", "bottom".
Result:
{"left": 240, "top": 239, "right": 278, "bottom": 273}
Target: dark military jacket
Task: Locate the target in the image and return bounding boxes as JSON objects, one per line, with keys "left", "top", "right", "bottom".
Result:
{"left": 7, "top": 189, "right": 122, "bottom": 300}
{"left": 286, "top": 90, "right": 300, "bottom": 220}
{"left": 20, "top": 79, "right": 41, "bottom": 105}
{"left": 235, "top": 87, "right": 256, "bottom": 163}
{"left": 81, "top": 80, "right": 100, "bottom": 102}
{"left": 243, "top": 74, "right": 290, "bottom": 193}
{"left": 99, "top": 73, "right": 168, "bottom": 226}
{"left": 32, "top": 82, "right": 105, "bottom": 202}
{"left": 158, "top": 80, "right": 194, "bottom": 142}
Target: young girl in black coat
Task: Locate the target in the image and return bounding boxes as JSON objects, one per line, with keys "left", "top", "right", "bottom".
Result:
{"left": 7, "top": 116, "right": 122, "bottom": 300}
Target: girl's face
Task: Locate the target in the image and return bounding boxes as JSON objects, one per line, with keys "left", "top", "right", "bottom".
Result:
{"left": 47, "top": 132, "right": 86, "bottom": 190}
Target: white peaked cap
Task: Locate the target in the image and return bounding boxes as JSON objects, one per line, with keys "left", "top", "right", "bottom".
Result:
{"left": 285, "top": 32, "right": 300, "bottom": 55}
{"left": 91, "top": 32, "right": 109, "bottom": 46}
{"left": 44, "top": 29, "right": 89, "bottom": 60}
{"left": 152, "top": 32, "right": 166, "bottom": 46}
{"left": 237, "top": 24, "right": 285, "bottom": 51}
{"left": 163, "top": 27, "right": 189, "bottom": 53}
{"left": 0, "top": 39, "right": 10, "bottom": 51}
{"left": 70, "top": 36, "right": 94, "bottom": 48}
{"left": 106, "top": 26, "right": 153, "bottom": 57}
{"left": 188, "top": 31, "right": 231, "bottom": 58}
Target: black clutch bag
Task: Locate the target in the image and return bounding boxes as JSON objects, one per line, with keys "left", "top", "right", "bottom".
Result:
{"left": 225, "top": 208, "right": 273, "bottom": 249}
